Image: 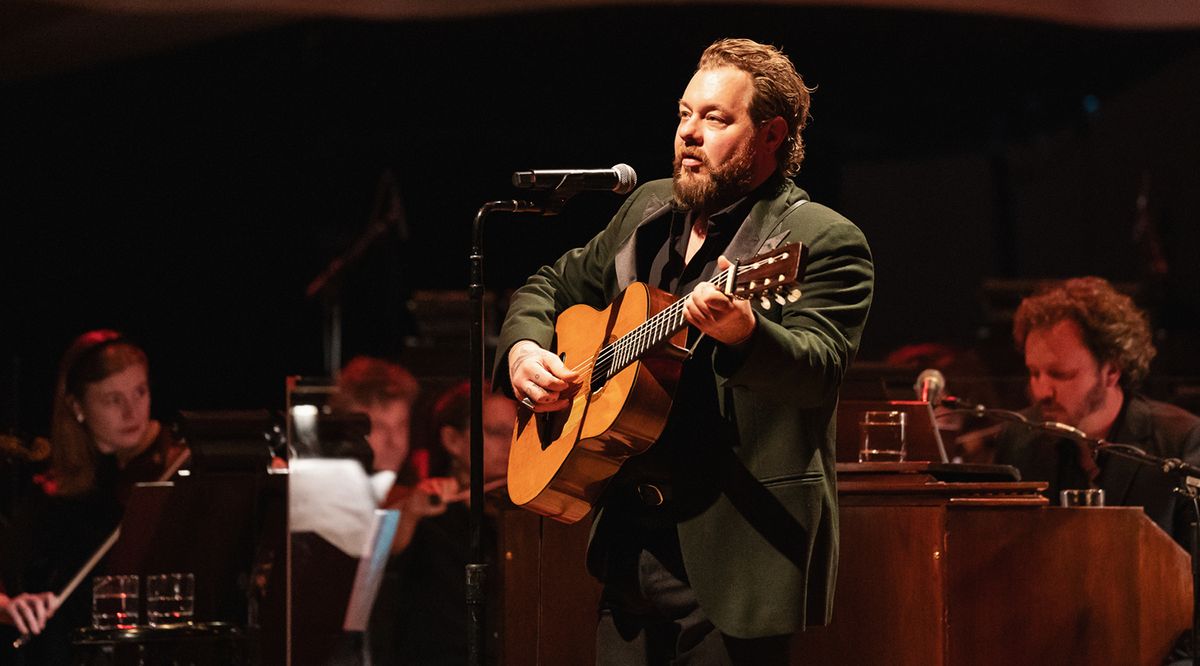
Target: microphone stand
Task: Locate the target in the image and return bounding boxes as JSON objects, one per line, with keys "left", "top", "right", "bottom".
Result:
{"left": 467, "top": 199, "right": 543, "bottom": 666}
{"left": 304, "top": 171, "right": 408, "bottom": 377}
{"left": 944, "top": 398, "right": 1200, "bottom": 662}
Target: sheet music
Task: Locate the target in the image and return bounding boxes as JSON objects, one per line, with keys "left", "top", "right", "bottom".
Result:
{"left": 289, "top": 459, "right": 395, "bottom": 557}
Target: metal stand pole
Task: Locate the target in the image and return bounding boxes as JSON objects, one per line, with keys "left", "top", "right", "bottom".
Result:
{"left": 1186, "top": 495, "right": 1198, "bottom": 663}
{"left": 467, "top": 200, "right": 540, "bottom": 666}
{"left": 305, "top": 170, "right": 408, "bottom": 378}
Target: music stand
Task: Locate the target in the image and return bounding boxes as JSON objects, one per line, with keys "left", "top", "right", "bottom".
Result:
{"left": 97, "top": 408, "right": 285, "bottom": 662}
{"left": 179, "top": 410, "right": 276, "bottom": 473}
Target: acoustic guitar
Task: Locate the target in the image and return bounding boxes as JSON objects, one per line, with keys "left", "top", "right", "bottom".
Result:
{"left": 507, "top": 242, "right": 807, "bottom": 523}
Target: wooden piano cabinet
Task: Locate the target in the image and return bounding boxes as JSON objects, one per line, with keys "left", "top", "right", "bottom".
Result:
{"left": 793, "top": 464, "right": 1193, "bottom": 665}
{"left": 501, "top": 464, "right": 1192, "bottom": 666}
{"left": 500, "top": 509, "right": 602, "bottom": 666}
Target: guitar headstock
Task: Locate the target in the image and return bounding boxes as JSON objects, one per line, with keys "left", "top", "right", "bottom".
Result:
{"left": 723, "top": 242, "right": 808, "bottom": 308}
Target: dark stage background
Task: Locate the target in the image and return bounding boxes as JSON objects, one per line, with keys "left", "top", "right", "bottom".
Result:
{"left": 4, "top": 6, "right": 1200, "bottom": 435}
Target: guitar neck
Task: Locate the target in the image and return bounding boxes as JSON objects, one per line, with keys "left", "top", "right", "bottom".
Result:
{"left": 590, "top": 268, "right": 731, "bottom": 391}
{"left": 585, "top": 241, "right": 804, "bottom": 393}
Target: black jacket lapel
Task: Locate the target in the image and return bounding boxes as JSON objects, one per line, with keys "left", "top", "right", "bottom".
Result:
{"left": 614, "top": 195, "right": 673, "bottom": 291}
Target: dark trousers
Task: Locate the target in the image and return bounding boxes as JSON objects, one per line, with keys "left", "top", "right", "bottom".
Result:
{"left": 594, "top": 525, "right": 790, "bottom": 666}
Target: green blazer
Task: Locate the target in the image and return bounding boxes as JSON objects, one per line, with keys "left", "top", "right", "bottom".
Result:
{"left": 494, "top": 178, "right": 874, "bottom": 638}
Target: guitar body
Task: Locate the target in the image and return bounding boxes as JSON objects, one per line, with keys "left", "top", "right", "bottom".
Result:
{"left": 507, "top": 283, "right": 689, "bottom": 523}
{"left": 506, "top": 241, "right": 806, "bottom": 524}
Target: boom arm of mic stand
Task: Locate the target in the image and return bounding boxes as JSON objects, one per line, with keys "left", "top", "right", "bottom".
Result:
{"left": 1096, "top": 444, "right": 1200, "bottom": 487}
{"left": 942, "top": 400, "right": 1041, "bottom": 430}
{"left": 942, "top": 399, "right": 1098, "bottom": 445}
{"left": 304, "top": 220, "right": 386, "bottom": 299}
{"left": 306, "top": 172, "right": 410, "bottom": 299}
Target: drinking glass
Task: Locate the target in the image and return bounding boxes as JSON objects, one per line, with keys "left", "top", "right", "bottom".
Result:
{"left": 1060, "top": 488, "right": 1105, "bottom": 507}
{"left": 858, "top": 410, "right": 906, "bottom": 462}
{"left": 146, "top": 573, "right": 195, "bottom": 627}
{"left": 92, "top": 575, "right": 139, "bottom": 629}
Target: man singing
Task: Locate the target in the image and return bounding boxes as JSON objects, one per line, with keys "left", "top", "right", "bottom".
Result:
{"left": 495, "top": 38, "right": 873, "bottom": 664}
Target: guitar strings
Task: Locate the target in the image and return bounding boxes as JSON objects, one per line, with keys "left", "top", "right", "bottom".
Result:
{"left": 579, "top": 250, "right": 792, "bottom": 382}
{"left": 570, "top": 266, "right": 730, "bottom": 377}
{"left": 563, "top": 261, "right": 751, "bottom": 387}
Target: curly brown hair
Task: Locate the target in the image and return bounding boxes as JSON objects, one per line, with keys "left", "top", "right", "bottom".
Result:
{"left": 698, "top": 38, "right": 813, "bottom": 177}
{"left": 1012, "top": 277, "right": 1156, "bottom": 390}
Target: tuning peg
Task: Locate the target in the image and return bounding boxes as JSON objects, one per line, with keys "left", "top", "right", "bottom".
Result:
{"left": 760, "top": 296, "right": 771, "bottom": 309}
{"left": 774, "top": 292, "right": 787, "bottom": 305}
{"left": 787, "top": 288, "right": 802, "bottom": 302}
{"left": 748, "top": 280, "right": 757, "bottom": 291}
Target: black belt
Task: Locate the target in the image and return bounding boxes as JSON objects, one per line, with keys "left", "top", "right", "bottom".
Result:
{"left": 605, "top": 481, "right": 675, "bottom": 507}
{"left": 600, "top": 482, "right": 683, "bottom": 530}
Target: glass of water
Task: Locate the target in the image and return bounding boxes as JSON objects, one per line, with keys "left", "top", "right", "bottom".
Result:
{"left": 92, "top": 575, "right": 139, "bottom": 629}
{"left": 858, "top": 410, "right": 906, "bottom": 462}
{"left": 1060, "top": 488, "right": 1105, "bottom": 507}
{"left": 146, "top": 573, "right": 195, "bottom": 627}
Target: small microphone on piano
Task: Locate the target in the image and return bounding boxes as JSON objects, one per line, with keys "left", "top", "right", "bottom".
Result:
{"left": 914, "top": 368, "right": 946, "bottom": 405}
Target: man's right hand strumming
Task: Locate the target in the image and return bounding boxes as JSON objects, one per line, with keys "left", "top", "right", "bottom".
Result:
{"left": 508, "top": 340, "right": 579, "bottom": 413}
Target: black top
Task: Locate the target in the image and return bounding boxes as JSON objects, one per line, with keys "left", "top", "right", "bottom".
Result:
{"left": 994, "top": 392, "right": 1200, "bottom": 546}
{"left": 607, "top": 191, "right": 763, "bottom": 522}
{"left": 392, "top": 496, "right": 505, "bottom": 666}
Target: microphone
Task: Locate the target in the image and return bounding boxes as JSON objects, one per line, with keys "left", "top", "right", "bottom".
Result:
{"left": 914, "top": 368, "right": 946, "bottom": 405}
{"left": 1041, "top": 420, "right": 1090, "bottom": 441}
{"left": 512, "top": 164, "right": 638, "bottom": 194}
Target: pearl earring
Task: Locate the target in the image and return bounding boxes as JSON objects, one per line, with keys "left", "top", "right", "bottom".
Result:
{"left": 75, "top": 413, "right": 85, "bottom": 424}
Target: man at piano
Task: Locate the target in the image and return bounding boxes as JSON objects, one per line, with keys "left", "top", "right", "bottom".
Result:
{"left": 495, "top": 38, "right": 873, "bottom": 665}
{"left": 994, "top": 277, "right": 1200, "bottom": 546}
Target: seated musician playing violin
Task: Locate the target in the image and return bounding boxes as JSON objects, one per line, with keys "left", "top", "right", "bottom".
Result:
{"left": 331, "top": 356, "right": 448, "bottom": 554}
{"left": 0, "top": 330, "right": 186, "bottom": 663}
{"left": 392, "top": 380, "right": 516, "bottom": 665}
{"left": 495, "top": 38, "right": 874, "bottom": 665}
{"left": 333, "top": 355, "right": 422, "bottom": 480}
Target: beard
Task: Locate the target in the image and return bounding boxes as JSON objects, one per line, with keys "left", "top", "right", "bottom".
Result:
{"left": 672, "top": 141, "right": 757, "bottom": 213}
{"left": 1036, "top": 372, "right": 1108, "bottom": 427}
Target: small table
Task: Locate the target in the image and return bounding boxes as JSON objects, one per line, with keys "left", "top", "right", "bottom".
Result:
{"left": 72, "top": 622, "right": 251, "bottom": 666}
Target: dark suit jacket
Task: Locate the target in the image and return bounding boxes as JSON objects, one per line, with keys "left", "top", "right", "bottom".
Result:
{"left": 494, "top": 178, "right": 873, "bottom": 638}
{"left": 994, "top": 393, "right": 1200, "bottom": 546}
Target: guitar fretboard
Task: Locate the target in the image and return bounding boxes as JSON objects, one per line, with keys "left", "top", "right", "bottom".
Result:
{"left": 588, "top": 268, "right": 732, "bottom": 393}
